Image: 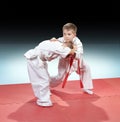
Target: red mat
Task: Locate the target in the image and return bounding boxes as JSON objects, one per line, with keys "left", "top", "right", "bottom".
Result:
{"left": 0, "top": 78, "right": 120, "bottom": 122}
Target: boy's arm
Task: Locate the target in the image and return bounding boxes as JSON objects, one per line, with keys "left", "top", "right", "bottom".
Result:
{"left": 73, "top": 37, "right": 83, "bottom": 54}
{"left": 73, "top": 37, "right": 83, "bottom": 59}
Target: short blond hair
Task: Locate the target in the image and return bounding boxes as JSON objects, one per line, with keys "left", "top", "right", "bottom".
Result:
{"left": 64, "top": 41, "right": 73, "bottom": 49}
{"left": 62, "top": 23, "right": 77, "bottom": 34}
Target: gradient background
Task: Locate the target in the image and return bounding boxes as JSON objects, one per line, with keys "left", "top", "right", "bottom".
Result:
{"left": 0, "top": 2, "right": 120, "bottom": 84}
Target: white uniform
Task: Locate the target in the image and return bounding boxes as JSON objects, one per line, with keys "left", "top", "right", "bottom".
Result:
{"left": 24, "top": 40, "right": 71, "bottom": 106}
{"left": 57, "top": 37, "right": 93, "bottom": 90}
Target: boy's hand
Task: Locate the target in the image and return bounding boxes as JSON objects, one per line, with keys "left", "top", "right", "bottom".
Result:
{"left": 50, "top": 37, "right": 57, "bottom": 41}
{"left": 73, "top": 45, "right": 77, "bottom": 51}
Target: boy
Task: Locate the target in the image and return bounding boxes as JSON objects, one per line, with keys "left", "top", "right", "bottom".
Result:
{"left": 56, "top": 23, "right": 94, "bottom": 94}
{"left": 24, "top": 39, "right": 75, "bottom": 107}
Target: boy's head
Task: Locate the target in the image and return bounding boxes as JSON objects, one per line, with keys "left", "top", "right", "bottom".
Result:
{"left": 62, "top": 23, "right": 77, "bottom": 42}
{"left": 64, "top": 41, "right": 73, "bottom": 49}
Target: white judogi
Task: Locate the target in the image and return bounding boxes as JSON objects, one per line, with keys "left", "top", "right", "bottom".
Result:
{"left": 24, "top": 40, "right": 71, "bottom": 106}
{"left": 57, "top": 37, "right": 93, "bottom": 89}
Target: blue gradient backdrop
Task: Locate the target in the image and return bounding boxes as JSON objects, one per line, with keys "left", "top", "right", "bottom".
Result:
{"left": 0, "top": 17, "right": 120, "bottom": 84}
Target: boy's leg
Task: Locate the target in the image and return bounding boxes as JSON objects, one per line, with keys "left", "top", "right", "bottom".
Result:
{"left": 50, "top": 57, "right": 69, "bottom": 87}
{"left": 27, "top": 60, "right": 53, "bottom": 106}
{"left": 76, "top": 59, "right": 94, "bottom": 94}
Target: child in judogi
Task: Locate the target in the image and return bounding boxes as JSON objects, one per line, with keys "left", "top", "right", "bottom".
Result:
{"left": 56, "top": 23, "right": 94, "bottom": 95}
{"left": 24, "top": 39, "right": 75, "bottom": 107}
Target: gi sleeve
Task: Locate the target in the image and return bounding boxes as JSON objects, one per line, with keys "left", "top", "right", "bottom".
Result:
{"left": 73, "top": 37, "right": 83, "bottom": 59}
{"left": 24, "top": 43, "right": 41, "bottom": 59}
{"left": 53, "top": 42, "right": 71, "bottom": 58}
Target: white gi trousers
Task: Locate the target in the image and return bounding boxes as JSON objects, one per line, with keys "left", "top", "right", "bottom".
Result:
{"left": 53, "top": 55, "right": 93, "bottom": 89}
{"left": 27, "top": 58, "right": 51, "bottom": 103}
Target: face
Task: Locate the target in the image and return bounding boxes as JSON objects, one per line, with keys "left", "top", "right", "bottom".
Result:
{"left": 63, "top": 29, "right": 76, "bottom": 42}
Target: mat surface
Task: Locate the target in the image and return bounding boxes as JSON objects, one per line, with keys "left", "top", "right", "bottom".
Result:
{"left": 0, "top": 78, "right": 120, "bottom": 122}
